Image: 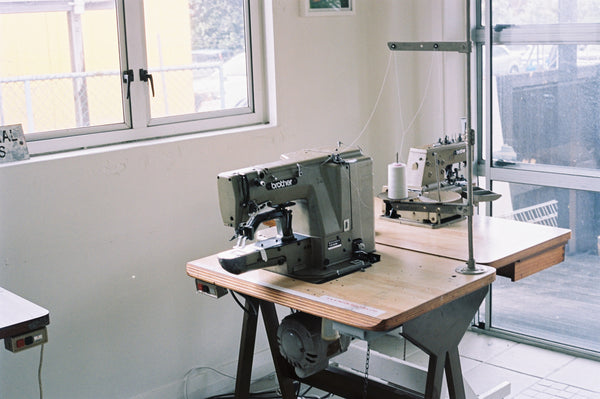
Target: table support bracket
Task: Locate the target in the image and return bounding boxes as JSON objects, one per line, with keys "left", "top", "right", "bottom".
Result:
{"left": 402, "top": 286, "right": 489, "bottom": 399}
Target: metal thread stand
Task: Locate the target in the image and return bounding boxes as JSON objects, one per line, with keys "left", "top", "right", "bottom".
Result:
{"left": 388, "top": 0, "right": 485, "bottom": 275}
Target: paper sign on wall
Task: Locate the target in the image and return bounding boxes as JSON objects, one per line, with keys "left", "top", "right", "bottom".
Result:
{"left": 0, "top": 124, "right": 29, "bottom": 163}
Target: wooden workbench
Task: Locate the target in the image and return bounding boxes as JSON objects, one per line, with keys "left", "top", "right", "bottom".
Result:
{"left": 375, "top": 214, "right": 571, "bottom": 281}
{"left": 187, "top": 244, "right": 495, "bottom": 399}
{"left": 187, "top": 244, "right": 495, "bottom": 332}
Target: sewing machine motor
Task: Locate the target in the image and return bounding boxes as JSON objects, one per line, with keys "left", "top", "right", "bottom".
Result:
{"left": 216, "top": 146, "right": 380, "bottom": 283}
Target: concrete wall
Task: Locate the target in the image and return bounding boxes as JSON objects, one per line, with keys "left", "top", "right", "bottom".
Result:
{"left": 0, "top": 1, "right": 467, "bottom": 398}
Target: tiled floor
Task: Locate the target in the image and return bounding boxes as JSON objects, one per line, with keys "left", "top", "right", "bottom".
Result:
{"left": 367, "top": 330, "right": 600, "bottom": 399}
{"left": 251, "top": 330, "right": 600, "bottom": 399}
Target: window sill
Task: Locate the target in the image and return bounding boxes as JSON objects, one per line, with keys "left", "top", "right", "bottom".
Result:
{"left": 1, "top": 121, "right": 277, "bottom": 169}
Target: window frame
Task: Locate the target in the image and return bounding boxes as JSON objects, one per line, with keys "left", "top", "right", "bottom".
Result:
{"left": 473, "top": 0, "right": 600, "bottom": 358}
{"left": 14, "top": 0, "right": 270, "bottom": 155}
{"left": 475, "top": 0, "right": 600, "bottom": 197}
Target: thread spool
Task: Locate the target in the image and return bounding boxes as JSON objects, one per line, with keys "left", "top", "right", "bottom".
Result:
{"left": 387, "top": 162, "right": 408, "bottom": 199}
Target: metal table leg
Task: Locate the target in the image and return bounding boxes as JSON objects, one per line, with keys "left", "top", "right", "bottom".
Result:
{"left": 402, "top": 286, "right": 489, "bottom": 399}
{"left": 260, "top": 301, "right": 297, "bottom": 399}
{"left": 234, "top": 296, "right": 259, "bottom": 399}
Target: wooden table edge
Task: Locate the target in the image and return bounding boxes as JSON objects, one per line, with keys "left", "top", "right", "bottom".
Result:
{"left": 186, "top": 261, "right": 495, "bottom": 332}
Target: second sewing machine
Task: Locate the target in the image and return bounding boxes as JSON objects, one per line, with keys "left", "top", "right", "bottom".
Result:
{"left": 380, "top": 136, "right": 500, "bottom": 227}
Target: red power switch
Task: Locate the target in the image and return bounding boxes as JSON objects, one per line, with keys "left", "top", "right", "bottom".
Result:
{"left": 5, "top": 327, "right": 48, "bottom": 353}
{"left": 194, "top": 279, "right": 228, "bottom": 298}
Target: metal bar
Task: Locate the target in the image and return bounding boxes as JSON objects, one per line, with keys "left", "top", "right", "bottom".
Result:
{"left": 482, "top": 0, "right": 495, "bottom": 339}
{"left": 68, "top": 4, "right": 90, "bottom": 128}
{"left": 0, "top": 71, "right": 121, "bottom": 83}
{"left": 258, "top": 301, "right": 296, "bottom": 399}
{"left": 334, "top": 342, "right": 427, "bottom": 394}
{"left": 0, "top": 1, "right": 114, "bottom": 14}
{"left": 0, "top": 64, "right": 220, "bottom": 83}
{"left": 156, "top": 35, "right": 169, "bottom": 115}
{"left": 465, "top": 0, "right": 476, "bottom": 272}
{"left": 299, "top": 366, "right": 420, "bottom": 399}
{"left": 474, "top": 325, "right": 600, "bottom": 362}
{"left": 445, "top": 347, "right": 466, "bottom": 399}
{"left": 490, "top": 166, "right": 600, "bottom": 192}
{"left": 475, "top": 40, "right": 484, "bottom": 175}
{"left": 424, "top": 355, "right": 445, "bottom": 399}
{"left": 219, "top": 65, "right": 226, "bottom": 109}
{"left": 234, "top": 296, "right": 259, "bottom": 399}
{"left": 387, "top": 201, "right": 470, "bottom": 216}
{"left": 24, "top": 80, "right": 35, "bottom": 131}
{"left": 387, "top": 1, "right": 481, "bottom": 275}
{"left": 388, "top": 41, "right": 472, "bottom": 53}
{"left": 0, "top": 83, "right": 5, "bottom": 125}
{"left": 456, "top": 0, "right": 486, "bottom": 275}
{"left": 472, "top": 23, "right": 600, "bottom": 45}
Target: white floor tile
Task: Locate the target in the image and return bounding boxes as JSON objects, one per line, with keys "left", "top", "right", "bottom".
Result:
{"left": 547, "top": 358, "right": 600, "bottom": 392}
{"left": 403, "top": 349, "right": 481, "bottom": 374}
{"left": 461, "top": 356, "right": 483, "bottom": 373}
{"left": 312, "top": 332, "right": 600, "bottom": 398}
{"left": 464, "top": 362, "right": 540, "bottom": 398}
{"left": 459, "top": 331, "right": 517, "bottom": 362}
{"left": 486, "top": 343, "right": 575, "bottom": 378}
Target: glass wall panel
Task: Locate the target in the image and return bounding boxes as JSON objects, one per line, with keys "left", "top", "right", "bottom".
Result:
{"left": 491, "top": 44, "right": 600, "bottom": 171}
{"left": 491, "top": 0, "right": 600, "bottom": 25}
{"left": 491, "top": 181, "right": 600, "bottom": 352}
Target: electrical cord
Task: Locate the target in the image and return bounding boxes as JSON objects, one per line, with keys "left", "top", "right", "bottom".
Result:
{"left": 38, "top": 344, "right": 44, "bottom": 399}
{"left": 183, "top": 366, "right": 236, "bottom": 399}
{"left": 350, "top": 49, "right": 437, "bottom": 165}
{"left": 206, "top": 392, "right": 281, "bottom": 399}
{"left": 229, "top": 290, "right": 258, "bottom": 316}
{"left": 205, "top": 387, "right": 333, "bottom": 399}
{"left": 350, "top": 52, "right": 394, "bottom": 147}
{"left": 198, "top": 379, "right": 332, "bottom": 399}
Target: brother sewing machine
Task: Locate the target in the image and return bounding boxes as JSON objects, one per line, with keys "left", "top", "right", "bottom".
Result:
{"left": 379, "top": 136, "right": 500, "bottom": 227}
{"left": 216, "top": 146, "right": 380, "bottom": 283}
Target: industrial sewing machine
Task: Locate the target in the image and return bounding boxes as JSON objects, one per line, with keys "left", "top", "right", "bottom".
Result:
{"left": 379, "top": 137, "right": 500, "bottom": 227}
{"left": 216, "top": 146, "right": 380, "bottom": 283}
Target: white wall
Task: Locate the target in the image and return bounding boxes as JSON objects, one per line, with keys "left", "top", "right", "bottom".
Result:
{"left": 0, "top": 1, "right": 467, "bottom": 398}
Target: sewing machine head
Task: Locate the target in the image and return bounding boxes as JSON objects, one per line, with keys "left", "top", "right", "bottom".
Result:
{"left": 216, "top": 146, "right": 379, "bottom": 283}
{"left": 406, "top": 137, "right": 467, "bottom": 192}
{"left": 381, "top": 136, "right": 500, "bottom": 227}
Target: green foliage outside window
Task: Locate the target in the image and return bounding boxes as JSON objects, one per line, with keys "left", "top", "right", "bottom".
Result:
{"left": 189, "top": 0, "right": 245, "bottom": 56}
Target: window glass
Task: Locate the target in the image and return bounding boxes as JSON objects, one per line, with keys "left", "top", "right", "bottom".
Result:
{"left": 0, "top": 1, "right": 123, "bottom": 135}
{"left": 491, "top": 44, "right": 600, "bottom": 170}
{"left": 491, "top": 0, "right": 600, "bottom": 25}
{"left": 143, "top": 0, "right": 249, "bottom": 121}
{"left": 491, "top": 182, "right": 600, "bottom": 352}
{"left": 479, "top": 0, "right": 600, "bottom": 356}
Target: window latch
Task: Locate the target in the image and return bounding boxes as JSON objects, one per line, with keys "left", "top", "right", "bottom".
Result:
{"left": 139, "top": 69, "right": 155, "bottom": 97}
{"left": 122, "top": 69, "right": 134, "bottom": 99}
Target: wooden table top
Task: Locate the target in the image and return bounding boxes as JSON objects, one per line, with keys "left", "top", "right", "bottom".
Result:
{"left": 187, "top": 244, "right": 495, "bottom": 332}
{"left": 375, "top": 214, "right": 571, "bottom": 280}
